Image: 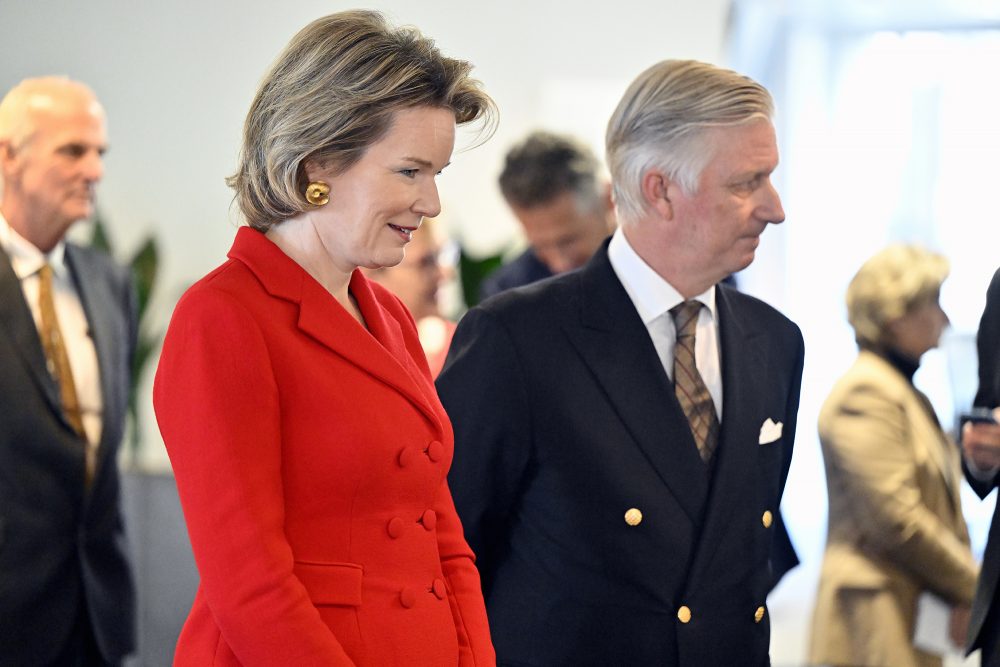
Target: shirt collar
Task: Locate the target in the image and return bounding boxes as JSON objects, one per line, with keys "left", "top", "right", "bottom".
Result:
{"left": 0, "top": 211, "right": 69, "bottom": 280}
{"left": 607, "top": 227, "right": 716, "bottom": 325}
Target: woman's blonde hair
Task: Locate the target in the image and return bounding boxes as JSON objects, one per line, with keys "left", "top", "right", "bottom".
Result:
{"left": 228, "top": 10, "right": 495, "bottom": 231}
{"left": 846, "top": 244, "right": 949, "bottom": 349}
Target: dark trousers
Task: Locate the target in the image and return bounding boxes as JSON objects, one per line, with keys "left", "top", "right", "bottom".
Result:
{"left": 49, "top": 600, "right": 120, "bottom": 667}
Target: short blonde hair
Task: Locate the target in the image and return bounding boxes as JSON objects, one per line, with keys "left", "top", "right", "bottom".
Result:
{"left": 846, "top": 244, "right": 949, "bottom": 349}
{"left": 605, "top": 60, "right": 773, "bottom": 226}
{"left": 228, "top": 10, "right": 496, "bottom": 231}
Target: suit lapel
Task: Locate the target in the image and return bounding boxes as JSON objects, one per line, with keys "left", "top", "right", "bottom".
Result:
{"left": 230, "top": 228, "right": 442, "bottom": 431}
{"left": 297, "top": 271, "right": 443, "bottom": 431}
{"left": 564, "top": 247, "right": 709, "bottom": 524}
{"left": 687, "top": 287, "right": 767, "bottom": 576}
{"left": 863, "top": 351, "right": 963, "bottom": 513}
{"left": 913, "top": 393, "right": 961, "bottom": 503}
{"left": 0, "top": 246, "right": 64, "bottom": 421}
{"left": 65, "top": 245, "right": 124, "bottom": 459}
{"left": 352, "top": 274, "right": 444, "bottom": 422}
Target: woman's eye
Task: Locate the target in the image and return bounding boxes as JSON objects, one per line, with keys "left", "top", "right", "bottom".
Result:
{"left": 400, "top": 168, "right": 417, "bottom": 178}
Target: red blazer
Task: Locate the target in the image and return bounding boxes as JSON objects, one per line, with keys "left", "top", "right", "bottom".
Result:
{"left": 153, "top": 227, "right": 494, "bottom": 666}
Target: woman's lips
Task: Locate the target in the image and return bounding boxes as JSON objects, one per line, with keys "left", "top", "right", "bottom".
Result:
{"left": 388, "top": 223, "right": 417, "bottom": 241}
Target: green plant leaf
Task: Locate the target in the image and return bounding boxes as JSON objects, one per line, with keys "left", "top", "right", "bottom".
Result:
{"left": 130, "top": 238, "right": 159, "bottom": 322}
{"left": 458, "top": 246, "right": 505, "bottom": 309}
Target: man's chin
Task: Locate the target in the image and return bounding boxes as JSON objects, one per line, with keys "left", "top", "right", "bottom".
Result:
{"left": 64, "top": 202, "right": 95, "bottom": 223}
{"left": 731, "top": 251, "right": 756, "bottom": 274}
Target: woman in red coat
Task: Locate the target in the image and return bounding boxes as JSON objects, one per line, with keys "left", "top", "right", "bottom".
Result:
{"left": 153, "top": 11, "right": 496, "bottom": 666}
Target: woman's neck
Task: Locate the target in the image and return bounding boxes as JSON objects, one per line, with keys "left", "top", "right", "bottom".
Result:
{"left": 265, "top": 218, "right": 354, "bottom": 310}
{"left": 872, "top": 345, "right": 921, "bottom": 383}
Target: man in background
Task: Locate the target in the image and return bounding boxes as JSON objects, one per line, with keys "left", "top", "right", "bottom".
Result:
{"left": 0, "top": 77, "right": 136, "bottom": 666}
{"left": 478, "top": 131, "right": 614, "bottom": 301}
{"left": 962, "top": 267, "right": 1000, "bottom": 666}
{"left": 439, "top": 60, "right": 804, "bottom": 665}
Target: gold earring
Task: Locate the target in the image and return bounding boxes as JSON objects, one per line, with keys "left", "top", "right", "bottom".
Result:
{"left": 305, "top": 181, "right": 330, "bottom": 206}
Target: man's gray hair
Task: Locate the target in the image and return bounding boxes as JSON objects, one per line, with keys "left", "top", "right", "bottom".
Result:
{"left": 605, "top": 60, "right": 773, "bottom": 226}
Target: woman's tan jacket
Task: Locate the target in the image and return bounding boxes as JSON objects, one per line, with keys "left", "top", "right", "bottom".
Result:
{"left": 809, "top": 350, "right": 978, "bottom": 667}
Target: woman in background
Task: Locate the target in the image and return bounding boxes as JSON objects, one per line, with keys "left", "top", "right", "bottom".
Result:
{"left": 153, "top": 11, "right": 496, "bottom": 666}
{"left": 362, "top": 216, "right": 457, "bottom": 377}
{"left": 809, "top": 244, "right": 977, "bottom": 667}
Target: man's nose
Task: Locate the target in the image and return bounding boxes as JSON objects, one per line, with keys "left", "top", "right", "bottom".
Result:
{"left": 761, "top": 181, "right": 784, "bottom": 225}
{"left": 81, "top": 150, "right": 104, "bottom": 183}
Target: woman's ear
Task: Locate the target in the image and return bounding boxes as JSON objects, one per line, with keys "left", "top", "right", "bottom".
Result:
{"left": 302, "top": 158, "right": 324, "bottom": 183}
{"left": 641, "top": 169, "right": 673, "bottom": 220}
{"left": 882, "top": 317, "right": 903, "bottom": 347}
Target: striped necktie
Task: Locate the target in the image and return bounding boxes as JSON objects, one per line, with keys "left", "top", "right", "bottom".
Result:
{"left": 670, "top": 300, "right": 719, "bottom": 463}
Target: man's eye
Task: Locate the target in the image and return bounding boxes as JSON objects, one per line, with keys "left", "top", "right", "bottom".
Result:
{"left": 399, "top": 168, "right": 417, "bottom": 178}
{"left": 60, "top": 145, "right": 87, "bottom": 158}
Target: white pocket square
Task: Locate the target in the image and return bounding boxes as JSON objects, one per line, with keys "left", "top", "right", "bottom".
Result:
{"left": 758, "top": 418, "right": 783, "bottom": 445}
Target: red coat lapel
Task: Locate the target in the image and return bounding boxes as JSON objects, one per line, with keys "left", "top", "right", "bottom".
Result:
{"left": 227, "top": 227, "right": 442, "bottom": 431}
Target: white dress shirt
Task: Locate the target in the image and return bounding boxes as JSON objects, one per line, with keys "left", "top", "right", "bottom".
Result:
{"left": 607, "top": 228, "right": 723, "bottom": 420}
{"left": 0, "top": 214, "right": 103, "bottom": 445}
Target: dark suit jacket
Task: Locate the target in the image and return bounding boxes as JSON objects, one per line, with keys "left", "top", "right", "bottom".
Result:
{"left": 968, "top": 267, "right": 1000, "bottom": 663}
{"left": 478, "top": 248, "right": 552, "bottom": 303}
{"left": 438, "top": 244, "right": 804, "bottom": 666}
{"left": 0, "top": 243, "right": 137, "bottom": 665}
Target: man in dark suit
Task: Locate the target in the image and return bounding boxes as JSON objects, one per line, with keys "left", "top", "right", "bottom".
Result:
{"left": 438, "top": 60, "right": 804, "bottom": 666}
{"left": 478, "top": 131, "right": 614, "bottom": 302}
{"left": 962, "top": 268, "right": 1000, "bottom": 666}
{"left": 0, "top": 77, "right": 136, "bottom": 665}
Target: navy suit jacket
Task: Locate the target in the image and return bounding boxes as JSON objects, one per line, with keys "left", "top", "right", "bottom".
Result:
{"left": 478, "top": 248, "right": 553, "bottom": 303}
{"left": 968, "top": 267, "right": 1000, "bottom": 662}
{"left": 0, "top": 243, "right": 137, "bottom": 664}
{"left": 438, "top": 244, "right": 804, "bottom": 666}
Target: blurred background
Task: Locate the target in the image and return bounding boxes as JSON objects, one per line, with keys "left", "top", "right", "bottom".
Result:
{"left": 4, "top": 0, "right": 1000, "bottom": 664}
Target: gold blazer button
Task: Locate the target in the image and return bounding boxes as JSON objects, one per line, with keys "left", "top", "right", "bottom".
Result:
{"left": 754, "top": 606, "right": 765, "bottom": 623}
{"left": 624, "top": 508, "right": 643, "bottom": 526}
{"left": 677, "top": 605, "right": 692, "bottom": 623}
{"left": 762, "top": 510, "right": 773, "bottom": 528}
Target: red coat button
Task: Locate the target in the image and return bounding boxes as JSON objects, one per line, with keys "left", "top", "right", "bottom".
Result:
{"left": 432, "top": 578, "right": 447, "bottom": 599}
{"left": 387, "top": 517, "right": 405, "bottom": 539}
{"left": 400, "top": 587, "right": 417, "bottom": 609}
{"left": 398, "top": 446, "right": 417, "bottom": 468}
{"left": 426, "top": 441, "right": 444, "bottom": 462}
{"left": 421, "top": 509, "right": 437, "bottom": 531}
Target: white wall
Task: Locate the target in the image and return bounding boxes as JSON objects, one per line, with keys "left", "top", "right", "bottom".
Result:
{"left": 0, "top": 0, "right": 731, "bottom": 468}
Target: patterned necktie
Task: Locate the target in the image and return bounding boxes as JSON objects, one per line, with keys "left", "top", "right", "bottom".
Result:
{"left": 37, "top": 263, "right": 86, "bottom": 440}
{"left": 670, "top": 300, "right": 719, "bottom": 463}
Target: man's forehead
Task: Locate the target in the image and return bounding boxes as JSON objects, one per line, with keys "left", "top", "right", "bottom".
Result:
{"left": 702, "top": 121, "right": 778, "bottom": 172}
{"left": 29, "top": 100, "right": 107, "bottom": 144}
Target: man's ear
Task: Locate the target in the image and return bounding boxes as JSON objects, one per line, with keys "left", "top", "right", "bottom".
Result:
{"left": 600, "top": 182, "right": 617, "bottom": 230}
{"left": 641, "top": 169, "right": 673, "bottom": 220}
{"left": 0, "top": 140, "right": 18, "bottom": 179}
{"left": 601, "top": 182, "right": 614, "bottom": 212}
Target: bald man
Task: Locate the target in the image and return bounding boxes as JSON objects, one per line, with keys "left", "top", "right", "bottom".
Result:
{"left": 0, "top": 78, "right": 136, "bottom": 665}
